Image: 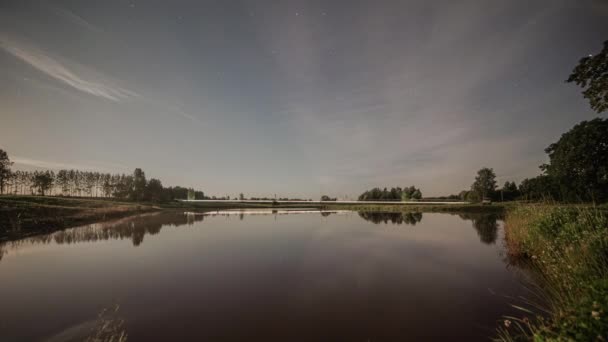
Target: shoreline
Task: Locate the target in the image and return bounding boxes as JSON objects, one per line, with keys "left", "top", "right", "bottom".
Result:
{"left": 0, "top": 195, "right": 504, "bottom": 241}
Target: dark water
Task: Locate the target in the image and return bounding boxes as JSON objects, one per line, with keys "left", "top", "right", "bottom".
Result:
{"left": 0, "top": 210, "right": 527, "bottom": 341}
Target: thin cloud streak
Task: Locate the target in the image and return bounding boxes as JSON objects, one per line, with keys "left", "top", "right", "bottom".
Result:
{"left": 0, "top": 35, "right": 137, "bottom": 102}
{"left": 47, "top": 4, "right": 104, "bottom": 34}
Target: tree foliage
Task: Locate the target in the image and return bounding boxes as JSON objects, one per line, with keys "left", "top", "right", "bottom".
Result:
{"left": 32, "top": 171, "right": 54, "bottom": 196}
{"left": 132, "top": 168, "right": 147, "bottom": 201}
{"left": 500, "top": 181, "right": 520, "bottom": 201}
{"left": 358, "top": 186, "right": 422, "bottom": 201}
{"left": 567, "top": 40, "right": 608, "bottom": 113}
{"left": 518, "top": 175, "right": 559, "bottom": 201}
{"left": 0, "top": 149, "right": 13, "bottom": 194}
{"left": 402, "top": 186, "right": 422, "bottom": 200}
{"left": 542, "top": 118, "right": 608, "bottom": 202}
{"left": 470, "top": 168, "right": 497, "bottom": 200}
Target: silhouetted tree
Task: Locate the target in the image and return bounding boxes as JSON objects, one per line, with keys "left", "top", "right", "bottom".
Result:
{"left": 0, "top": 149, "right": 13, "bottom": 194}
{"left": 131, "top": 168, "right": 147, "bottom": 201}
{"left": 500, "top": 181, "right": 520, "bottom": 201}
{"left": 519, "top": 175, "right": 559, "bottom": 201}
{"left": 145, "top": 178, "right": 164, "bottom": 202}
{"left": 471, "top": 168, "right": 497, "bottom": 201}
{"left": 33, "top": 171, "right": 54, "bottom": 196}
{"left": 567, "top": 40, "right": 608, "bottom": 113}
{"left": 541, "top": 118, "right": 608, "bottom": 202}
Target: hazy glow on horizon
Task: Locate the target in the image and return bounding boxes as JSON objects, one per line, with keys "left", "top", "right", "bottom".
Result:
{"left": 1, "top": 0, "right": 607, "bottom": 198}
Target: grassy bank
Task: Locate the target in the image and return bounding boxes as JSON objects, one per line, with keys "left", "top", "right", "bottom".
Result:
{"left": 0, "top": 196, "right": 158, "bottom": 240}
{"left": 500, "top": 205, "right": 608, "bottom": 341}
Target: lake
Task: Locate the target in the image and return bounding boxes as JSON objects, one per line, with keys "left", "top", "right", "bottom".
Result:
{"left": 0, "top": 210, "right": 528, "bottom": 341}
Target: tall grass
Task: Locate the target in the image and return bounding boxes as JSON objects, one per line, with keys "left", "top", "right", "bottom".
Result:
{"left": 85, "top": 304, "right": 128, "bottom": 342}
{"left": 500, "top": 204, "right": 608, "bottom": 341}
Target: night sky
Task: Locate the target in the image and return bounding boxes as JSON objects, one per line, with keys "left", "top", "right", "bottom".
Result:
{"left": 1, "top": 0, "right": 607, "bottom": 198}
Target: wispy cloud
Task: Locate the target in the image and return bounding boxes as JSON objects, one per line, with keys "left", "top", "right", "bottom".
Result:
{"left": 47, "top": 4, "right": 104, "bottom": 34}
{"left": 0, "top": 34, "right": 137, "bottom": 102}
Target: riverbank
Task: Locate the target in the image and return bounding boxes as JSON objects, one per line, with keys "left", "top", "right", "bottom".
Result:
{"left": 0, "top": 195, "right": 504, "bottom": 240}
{"left": 500, "top": 204, "right": 608, "bottom": 341}
{"left": 0, "top": 196, "right": 159, "bottom": 240}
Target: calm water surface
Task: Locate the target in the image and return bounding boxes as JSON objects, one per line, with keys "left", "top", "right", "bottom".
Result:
{"left": 0, "top": 210, "right": 527, "bottom": 341}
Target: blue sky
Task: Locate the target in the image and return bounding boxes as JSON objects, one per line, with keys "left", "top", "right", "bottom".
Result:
{"left": 1, "top": 0, "right": 607, "bottom": 198}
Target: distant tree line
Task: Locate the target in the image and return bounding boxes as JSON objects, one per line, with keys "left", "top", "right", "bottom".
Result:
{"left": 0, "top": 152, "right": 205, "bottom": 203}
{"left": 358, "top": 186, "right": 422, "bottom": 201}
{"left": 247, "top": 196, "right": 314, "bottom": 201}
{"left": 458, "top": 167, "right": 543, "bottom": 203}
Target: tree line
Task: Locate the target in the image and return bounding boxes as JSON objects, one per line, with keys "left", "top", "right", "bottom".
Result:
{"left": 0, "top": 155, "right": 205, "bottom": 203}
{"left": 358, "top": 186, "right": 422, "bottom": 201}
{"left": 457, "top": 116, "right": 607, "bottom": 203}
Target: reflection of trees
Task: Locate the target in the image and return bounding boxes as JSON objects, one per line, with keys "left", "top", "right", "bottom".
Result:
{"left": 3, "top": 212, "right": 204, "bottom": 251}
{"left": 458, "top": 213, "right": 501, "bottom": 244}
{"left": 358, "top": 212, "right": 423, "bottom": 225}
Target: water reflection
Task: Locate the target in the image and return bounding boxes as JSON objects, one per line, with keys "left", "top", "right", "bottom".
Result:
{"left": 0, "top": 210, "right": 524, "bottom": 342}
{"left": 0, "top": 210, "right": 502, "bottom": 257}
{"left": 356, "top": 211, "right": 501, "bottom": 245}
{"left": 0, "top": 210, "right": 347, "bottom": 253}
{"left": 358, "top": 212, "right": 423, "bottom": 225}
{"left": 458, "top": 213, "right": 501, "bottom": 245}
{"left": 2, "top": 212, "right": 204, "bottom": 249}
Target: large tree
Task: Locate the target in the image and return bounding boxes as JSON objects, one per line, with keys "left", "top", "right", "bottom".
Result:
{"left": 33, "top": 171, "right": 54, "bottom": 196}
{"left": 131, "top": 168, "right": 147, "bottom": 201}
{"left": 542, "top": 118, "right": 608, "bottom": 202}
{"left": 402, "top": 186, "right": 422, "bottom": 200}
{"left": 145, "top": 178, "right": 164, "bottom": 202}
{"left": 471, "top": 168, "right": 497, "bottom": 200}
{"left": 567, "top": 40, "right": 608, "bottom": 113}
{"left": 0, "top": 149, "right": 13, "bottom": 194}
